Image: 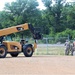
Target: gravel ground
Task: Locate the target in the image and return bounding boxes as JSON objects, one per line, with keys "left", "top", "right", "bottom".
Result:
{"left": 0, "top": 54, "right": 75, "bottom": 75}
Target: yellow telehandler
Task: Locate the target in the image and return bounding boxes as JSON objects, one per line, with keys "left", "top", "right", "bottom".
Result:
{"left": 0, "top": 23, "right": 42, "bottom": 58}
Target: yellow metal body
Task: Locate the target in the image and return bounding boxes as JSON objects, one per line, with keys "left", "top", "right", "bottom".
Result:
{"left": 3, "top": 41, "right": 21, "bottom": 52}
{"left": 3, "top": 41, "right": 37, "bottom": 52}
{"left": 0, "top": 23, "right": 29, "bottom": 37}
{"left": 34, "top": 42, "right": 37, "bottom": 50}
{"left": 0, "top": 23, "right": 37, "bottom": 53}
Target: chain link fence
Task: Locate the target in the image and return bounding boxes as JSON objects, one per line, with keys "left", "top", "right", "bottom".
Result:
{"left": 28, "top": 37, "right": 68, "bottom": 55}
{"left": 11, "top": 36, "right": 71, "bottom": 55}
{"left": 34, "top": 44, "right": 65, "bottom": 55}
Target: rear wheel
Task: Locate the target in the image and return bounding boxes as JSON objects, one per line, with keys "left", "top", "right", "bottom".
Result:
{"left": 23, "top": 45, "right": 33, "bottom": 57}
{"left": 10, "top": 53, "right": 19, "bottom": 57}
{"left": 0, "top": 45, "right": 7, "bottom": 58}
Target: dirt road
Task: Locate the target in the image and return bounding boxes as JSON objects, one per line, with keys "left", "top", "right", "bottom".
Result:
{"left": 0, "top": 54, "right": 75, "bottom": 75}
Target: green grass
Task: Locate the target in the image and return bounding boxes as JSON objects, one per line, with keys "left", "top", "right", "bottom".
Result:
{"left": 34, "top": 46, "right": 65, "bottom": 55}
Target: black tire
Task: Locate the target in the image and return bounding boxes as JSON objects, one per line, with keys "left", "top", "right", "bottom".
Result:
{"left": 23, "top": 45, "right": 33, "bottom": 57}
{"left": 0, "top": 45, "right": 7, "bottom": 58}
{"left": 10, "top": 53, "right": 19, "bottom": 57}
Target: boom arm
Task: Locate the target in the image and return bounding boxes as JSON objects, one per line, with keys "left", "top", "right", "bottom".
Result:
{"left": 0, "top": 23, "right": 29, "bottom": 36}
{"left": 0, "top": 23, "right": 42, "bottom": 42}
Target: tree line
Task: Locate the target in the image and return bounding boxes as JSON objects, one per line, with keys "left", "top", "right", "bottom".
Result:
{"left": 0, "top": 0, "right": 75, "bottom": 40}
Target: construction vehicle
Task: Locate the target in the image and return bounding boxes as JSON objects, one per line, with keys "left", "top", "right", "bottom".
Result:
{"left": 0, "top": 23, "right": 42, "bottom": 58}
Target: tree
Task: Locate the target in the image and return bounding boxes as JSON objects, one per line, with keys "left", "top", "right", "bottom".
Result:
{"left": 53, "top": 0, "right": 65, "bottom": 32}
{"left": 42, "top": 0, "right": 54, "bottom": 34}
{"left": 42, "top": 0, "right": 66, "bottom": 33}
{"left": 62, "top": 2, "right": 75, "bottom": 30}
{"left": 0, "top": 11, "right": 14, "bottom": 28}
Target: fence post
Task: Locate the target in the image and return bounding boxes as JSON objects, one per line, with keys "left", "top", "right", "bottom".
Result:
{"left": 46, "top": 38, "right": 49, "bottom": 54}
{"left": 68, "top": 34, "right": 70, "bottom": 41}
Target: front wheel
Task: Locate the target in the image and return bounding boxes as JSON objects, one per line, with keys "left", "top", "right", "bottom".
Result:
{"left": 0, "top": 45, "right": 7, "bottom": 58}
{"left": 23, "top": 45, "right": 33, "bottom": 57}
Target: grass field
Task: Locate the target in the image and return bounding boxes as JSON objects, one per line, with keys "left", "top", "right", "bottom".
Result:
{"left": 34, "top": 44, "right": 65, "bottom": 55}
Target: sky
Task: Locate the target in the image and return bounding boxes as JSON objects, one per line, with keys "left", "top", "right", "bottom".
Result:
{"left": 0, "top": 0, "right": 75, "bottom": 11}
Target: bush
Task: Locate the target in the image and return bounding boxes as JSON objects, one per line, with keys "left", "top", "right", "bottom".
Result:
{"left": 55, "top": 28, "right": 73, "bottom": 43}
